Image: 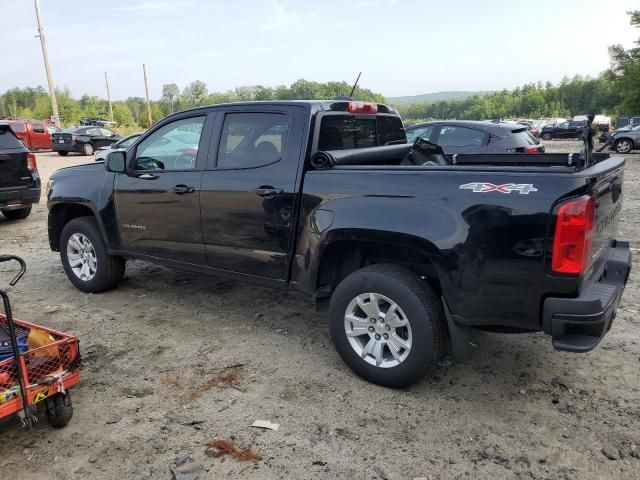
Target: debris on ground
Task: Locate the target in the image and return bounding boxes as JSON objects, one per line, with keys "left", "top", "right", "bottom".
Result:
{"left": 205, "top": 439, "right": 262, "bottom": 464}
{"left": 251, "top": 420, "right": 280, "bottom": 431}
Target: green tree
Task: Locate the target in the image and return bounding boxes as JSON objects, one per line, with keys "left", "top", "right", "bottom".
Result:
{"left": 161, "top": 83, "right": 180, "bottom": 114}
{"left": 182, "top": 80, "right": 208, "bottom": 106}
{"left": 608, "top": 10, "right": 640, "bottom": 113}
{"left": 113, "top": 103, "right": 134, "bottom": 125}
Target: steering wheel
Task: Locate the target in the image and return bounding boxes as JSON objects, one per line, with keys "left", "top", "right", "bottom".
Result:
{"left": 175, "top": 152, "right": 197, "bottom": 170}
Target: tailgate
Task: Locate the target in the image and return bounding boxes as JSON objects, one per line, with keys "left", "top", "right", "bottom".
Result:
{"left": 0, "top": 151, "right": 31, "bottom": 188}
{"left": 52, "top": 132, "right": 73, "bottom": 146}
{"left": 589, "top": 160, "right": 624, "bottom": 272}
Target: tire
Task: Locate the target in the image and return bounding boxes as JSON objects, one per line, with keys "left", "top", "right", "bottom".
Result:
{"left": 57, "top": 151, "right": 69, "bottom": 156}
{"left": 60, "top": 216, "right": 125, "bottom": 293}
{"left": 615, "top": 139, "right": 633, "bottom": 154}
{"left": 2, "top": 206, "right": 32, "bottom": 220}
{"left": 83, "top": 143, "right": 94, "bottom": 156}
{"left": 328, "top": 264, "right": 447, "bottom": 387}
{"left": 45, "top": 392, "right": 73, "bottom": 428}
{"left": 541, "top": 133, "right": 552, "bottom": 140}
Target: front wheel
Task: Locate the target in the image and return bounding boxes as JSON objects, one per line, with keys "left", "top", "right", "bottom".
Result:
{"left": 615, "top": 139, "right": 633, "bottom": 154}
{"left": 328, "top": 264, "right": 447, "bottom": 387}
{"left": 2, "top": 206, "right": 32, "bottom": 220}
{"left": 83, "top": 143, "right": 94, "bottom": 156}
{"left": 45, "top": 392, "right": 73, "bottom": 428}
{"left": 60, "top": 217, "right": 125, "bottom": 292}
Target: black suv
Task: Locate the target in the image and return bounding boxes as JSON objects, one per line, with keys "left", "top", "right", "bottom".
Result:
{"left": 51, "top": 127, "right": 121, "bottom": 156}
{"left": 405, "top": 120, "right": 544, "bottom": 154}
{"left": 540, "top": 121, "right": 587, "bottom": 140}
{"left": 0, "top": 125, "right": 40, "bottom": 220}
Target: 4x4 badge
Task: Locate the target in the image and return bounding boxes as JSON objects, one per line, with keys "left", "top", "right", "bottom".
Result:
{"left": 459, "top": 183, "right": 538, "bottom": 194}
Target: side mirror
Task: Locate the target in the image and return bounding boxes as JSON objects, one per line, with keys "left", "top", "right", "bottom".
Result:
{"left": 105, "top": 151, "right": 126, "bottom": 173}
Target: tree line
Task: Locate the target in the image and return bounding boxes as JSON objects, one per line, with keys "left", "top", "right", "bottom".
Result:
{"left": 0, "top": 79, "right": 385, "bottom": 129}
{"left": 1, "top": 11, "right": 638, "bottom": 128}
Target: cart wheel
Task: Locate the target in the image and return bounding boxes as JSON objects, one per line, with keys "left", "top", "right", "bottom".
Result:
{"left": 45, "top": 392, "right": 73, "bottom": 428}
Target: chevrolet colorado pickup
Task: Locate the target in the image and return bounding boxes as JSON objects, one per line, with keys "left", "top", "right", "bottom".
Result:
{"left": 0, "top": 124, "right": 40, "bottom": 220}
{"left": 46, "top": 101, "right": 631, "bottom": 387}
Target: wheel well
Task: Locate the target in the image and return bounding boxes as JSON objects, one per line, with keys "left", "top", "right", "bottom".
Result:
{"left": 316, "top": 240, "right": 441, "bottom": 299}
{"left": 615, "top": 137, "right": 634, "bottom": 146}
{"left": 49, "top": 204, "right": 95, "bottom": 251}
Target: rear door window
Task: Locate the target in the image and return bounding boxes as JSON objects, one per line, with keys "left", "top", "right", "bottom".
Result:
{"left": 217, "top": 113, "right": 289, "bottom": 169}
{"left": 9, "top": 123, "right": 26, "bottom": 133}
{"left": 436, "top": 126, "right": 487, "bottom": 147}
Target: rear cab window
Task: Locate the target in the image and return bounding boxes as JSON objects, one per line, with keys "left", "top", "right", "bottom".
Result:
{"left": 9, "top": 123, "right": 26, "bottom": 133}
{"left": 318, "top": 115, "right": 406, "bottom": 151}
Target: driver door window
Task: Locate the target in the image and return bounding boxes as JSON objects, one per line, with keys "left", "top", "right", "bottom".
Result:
{"left": 135, "top": 116, "right": 205, "bottom": 171}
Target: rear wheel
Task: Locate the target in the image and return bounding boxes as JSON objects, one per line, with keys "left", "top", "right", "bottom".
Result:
{"left": 542, "top": 133, "right": 552, "bottom": 140}
{"left": 57, "top": 151, "right": 68, "bottom": 156}
{"left": 83, "top": 143, "right": 94, "bottom": 156}
{"left": 60, "top": 217, "right": 125, "bottom": 292}
{"left": 1, "top": 206, "right": 32, "bottom": 220}
{"left": 328, "top": 264, "right": 447, "bottom": 387}
{"left": 615, "top": 139, "right": 633, "bottom": 154}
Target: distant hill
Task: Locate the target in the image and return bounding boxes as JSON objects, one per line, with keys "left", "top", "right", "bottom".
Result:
{"left": 387, "top": 91, "right": 496, "bottom": 105}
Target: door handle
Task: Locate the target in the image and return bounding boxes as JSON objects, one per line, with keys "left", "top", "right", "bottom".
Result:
{"left": 254, "top": 186, "right": 284, "bottom": 197}
{"left": 171, "top": 184, "right": 196, "bottom": 195}
{"left": 136, "top": 173, "right": 158, "bottom": 180}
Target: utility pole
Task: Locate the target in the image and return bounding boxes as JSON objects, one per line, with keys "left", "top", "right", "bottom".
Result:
{"left": 104, "top": 72, "right": 113, "bottom": 122}
{"left": 143, "top": 64, "right": 153, "bottom": 127}
{"left": 34, "top": 0, "right": 60, "bottom": 127}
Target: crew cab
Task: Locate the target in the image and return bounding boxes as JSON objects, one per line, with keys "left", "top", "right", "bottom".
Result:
{"left": 0, "top": 125, "right": 40, "bottom": 220}
{"left": 0, "top": 120, "right": 53, "bottom": 150}
{"left": 46, "top": 101, "right": 631, "bottom": 387}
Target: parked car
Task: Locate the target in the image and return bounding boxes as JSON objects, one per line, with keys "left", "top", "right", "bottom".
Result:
{"left": 540, "top": 121, "right": 588, "bottom": 140}
{"left": 0, "top": 120, "right": 54, "bottom": 150}
{"left": 80, "top": 117, "right": 116, "bottom": 128}
{"left": 599, "top": 124, "right": 640, "bottom": 153}
{"left": 51, "top": 127, "right": 121, "bottom": 156}
{"left": 0, "top": 124, "right": 40, "bottom": 220}
{"left": 94, "top": 132, "right": 143, "bottom": 161}
{"left": 405, "top": 120, "right": 544, "bottom": 154}
{"left": 47, "top": 100, "right": 630, "bottom": 387}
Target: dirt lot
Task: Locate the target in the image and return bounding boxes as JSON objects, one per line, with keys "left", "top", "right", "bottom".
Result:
{"left": 1, "top": 141, "right": 639, "bottom": 480}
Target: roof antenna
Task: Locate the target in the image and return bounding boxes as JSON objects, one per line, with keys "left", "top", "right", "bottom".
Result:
{"left": 349, "top": 72, "right": 362, "bottom": 99}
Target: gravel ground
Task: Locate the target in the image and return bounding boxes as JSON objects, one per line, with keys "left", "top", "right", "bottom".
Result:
{"left": 0, "top": 140, "right": 639, "bottom": 480}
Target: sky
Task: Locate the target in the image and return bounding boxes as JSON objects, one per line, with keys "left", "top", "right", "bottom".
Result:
{"left": 1, "top": 0, "right": 639, "bottom": 100}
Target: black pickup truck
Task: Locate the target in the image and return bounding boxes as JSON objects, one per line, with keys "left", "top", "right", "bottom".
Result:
{"left": 46, "top": 101, "right": 631, "bottom": 387}
{"left": 0, "top": 124, "right": 40, "bottom": 220}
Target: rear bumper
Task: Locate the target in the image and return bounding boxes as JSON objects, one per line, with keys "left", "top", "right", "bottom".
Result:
{"left": 0, "top": 185, "right": 41, "bottom": 210}
{"left": 52, "top": 143, "right": 81, "bottom": 153}
{"left": 543, "top": 240, "right": 631, "bottom": 353}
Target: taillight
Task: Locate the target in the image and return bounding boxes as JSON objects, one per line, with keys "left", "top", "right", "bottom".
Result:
{"left": 26, "top": 152, "right": 37, "bottom": 172}
{"left": 526, "top": 146, "right": 540, "bottom": 153}
{"left": 348, "top": 101, "right": 378, "bottom": 114}
{"left": 551, "top": 195, "right": 594, "bottom": 275}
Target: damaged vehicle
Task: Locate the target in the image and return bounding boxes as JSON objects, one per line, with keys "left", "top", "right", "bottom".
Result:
{"left": 46, "top": 103, "right": 630, "bottom": 387}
